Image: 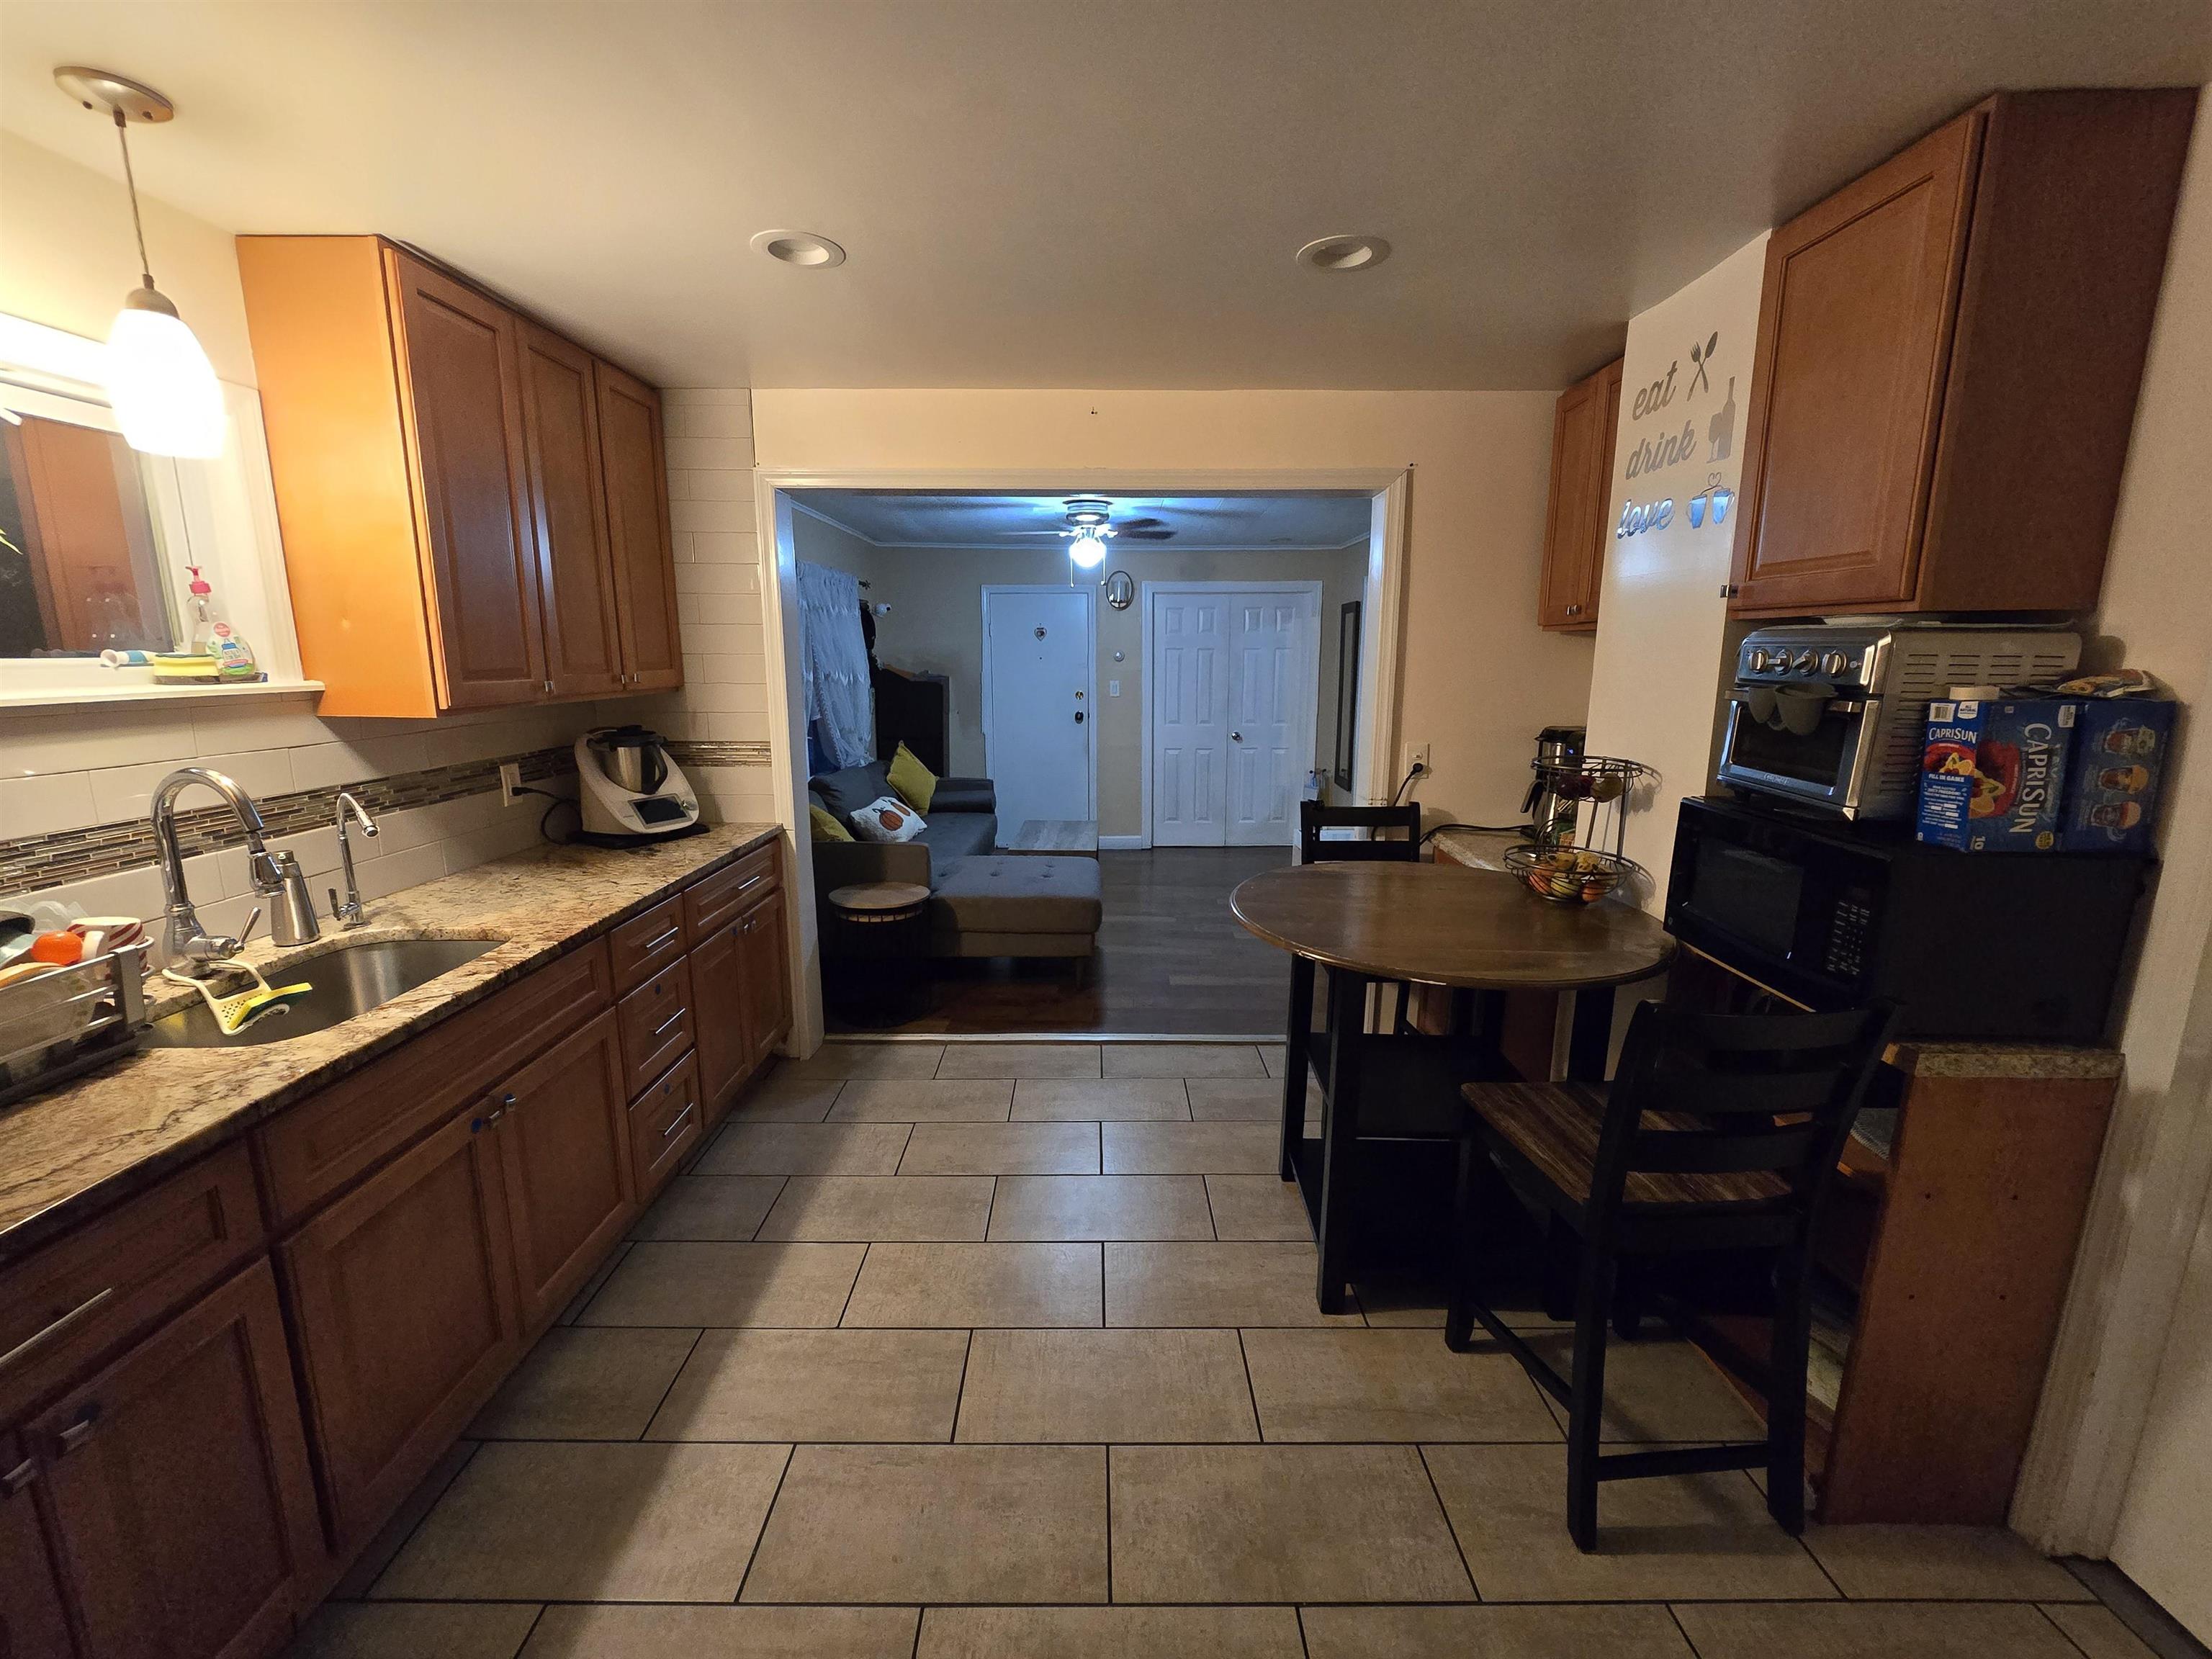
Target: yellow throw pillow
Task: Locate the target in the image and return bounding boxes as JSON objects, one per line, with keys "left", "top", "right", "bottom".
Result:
{"left": 886, "top": 742, "right": 938, "bottom": 812}
{"left": 809, "top": 804, "right": 855, "bottom": 842}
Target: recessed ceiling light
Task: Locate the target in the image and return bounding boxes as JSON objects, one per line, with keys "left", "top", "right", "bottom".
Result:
{"left": 750, "top": 229, "right": 846, "bottom": 268}
{"left": 1295, "top": 234, "right": 1390, "bottom": 272}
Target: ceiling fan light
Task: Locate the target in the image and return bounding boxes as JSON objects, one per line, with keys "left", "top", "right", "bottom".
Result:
{"left": 1067, "top": 529, "right": 1109, "bottom": 569}
{"left": 105, "top": 285, "right": 225, "bottom": 458}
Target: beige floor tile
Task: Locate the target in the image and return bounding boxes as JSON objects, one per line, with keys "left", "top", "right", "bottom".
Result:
{"left": 1205, "top": 1174, "right": 1309, "bottom": 1240}
{"left": 743, "top": 1444, "right": 1108, "bottom": 1604}
{"left": 1671, "top": 1602, "right": 2087, "bottom": 1658}
{"left": 629, "top": 1176, "right": 786, "bottom": 1241}
{"left": 330, "top": 1439, "right": 480, "bottom": 1598}
{"left": 521, "top": 1606, "right": 919, "bottom": 1659}
{"left": 1423, "top": 1442, "right": 1835, "bottom": 1601}
{"left": 1101, "top": 1043, "right": 1267, "bottom": 1078}
{"left": 989, "top": 1175, "right": 1213, "bottom": 1241}
{"left": 374, "top": 1441, "right": 788, "bottom": 1601}
{"left": 830, "top": 1079, "right": 1015, "bottom": 1121}
{"left": 1187, "top": 1079, "right": 1296, "bottom": 1120}
{"left": 2039, "top": 1604, "right": 2159, "bottom": 1659}
{"left": 1519, "top": 1333, "right": 1766, "bottom": 1443}
{"left": 1258, "top": 1044, "right": 1288, "bottom": 1077}
{"left": 936, "top": 1043, "right": 1102, "bottom": 1078}
{"left": 1241, "top": 1328, "right": 1560, "bottom": 1442}
{"left": 556, "top": 1241, "right": 631, "bottom": 1326}
{"left": 578, "top": 1242, "right": 865, "bottom": 1328}
{"left": 721, "top": 1076, "right": 845, "bottom": 1123}
{"left": 647, "top": 1328, "right": 968, "bottom": 1442}
{"left": 899, "top": 1121, "right": 1101, "bottom": 1175}
{"left": 781, "top": 1043, "right": 945, "bottom": 1079}
{"left": 1300, "top": 1604, "right": 1694, "bottom": 1659}
{"left": 696, "top": 1122, "right": 912, "bottom": 1177}
{"left": 919, "top": 1606, "right": 1302, "bottom": 1659}
{"left": 1802, "top": 1525, "right": 2095, "bottom": 1601}
{"left": 1110, "top": 1444, "right": 1472, "bottom": 1603}
{"left": 1351, "top": 1280, "right": 1568, "bottom": 1331}
{"left": 469, "top": 1326, "right": 699, "bottom": 1440}
{"left": 1013, "top": 1079, "right": 1190, "bottom": 1120}
{"left": 844, "top": 1242, "right": 1103, "bottom": 1327}
{"left": 956, "top": 1328, "right": 1258, "bottom": 1442}
{"left": 1105, "top": 1242, "right": 1360, "bottom": 1326}
{"left": 756, "top": 1175, "right": 994, "bottom": 1241}
{"left": 1103, "top": 1122, "right": 1280, "bottom": 1174}
{"left": 290, "top": 1601, "right": 541, "bottom": 1659}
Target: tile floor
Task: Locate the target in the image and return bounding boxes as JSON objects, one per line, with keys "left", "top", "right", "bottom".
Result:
{"left": 292, "top": 1041, "right": 2153, "bottom": 1659}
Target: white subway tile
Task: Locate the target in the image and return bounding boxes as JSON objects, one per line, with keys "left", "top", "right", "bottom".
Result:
{"left": 190, "top": 698, "right": 334, "bottom": 755}
{"left": 675, "top": 468, "right": 755, "bottom": 505}
{"left": 272, "top": 824, "right": 343, "bottom": 880}
{"left": 673, "top": 559, "right": 760, "bottom": 595}
{"left": 0, "top": 772, "right": 98, "bottom": 837}
{"left": 686, "top": 531, "right": 760, "bottom": 571}
{"left": 673, "top": 683, "right": 769, "bottom": 714}
{"left": 24, "top": 863, "right": 166, "bottom": 931}
{"left": 662, "top": 401, "right": 752, "bottom": 440}
{"left": 349, "top": 840, "right": 449, "bottom": 903}
{"left": 665, "top": 436, "right": 751, "bottom": 471}
{"left": 289, "top": 734, "right": 431, "bottom": 792}
{"left": 678, "top": 623, "right": 766, "bottom": 657}
{"left": 670, "top": 498, "right": 752, "bottom": 536}
{"left": 676, "top": 590, "right": 763, "bottom": 628}
{"left": 90, "top": 749, "right": 297, "bottom": 826}
{"left": 680, "top": 652, "right": 770, "bottom": 687}
{"left": 661, "top": 387, "right": 752, "bottom": 410}
{"left": 1, "top": 707, "right": 199, "bottom": 776}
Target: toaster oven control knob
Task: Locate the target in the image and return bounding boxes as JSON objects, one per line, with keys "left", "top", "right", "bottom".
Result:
{"left": 1748, "top": 648, "right": 1773, "bottom": 673}
{"left": 1792, "top": 649, "right": 1817, "bottom": 673}
{"left": 1820, "top": 649, "right": 1848, "bottom": 676}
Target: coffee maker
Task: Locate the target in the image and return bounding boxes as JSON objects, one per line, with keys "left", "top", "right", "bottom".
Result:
{"left": 1521, "top": 725, "right": 1586, "bottom": 845}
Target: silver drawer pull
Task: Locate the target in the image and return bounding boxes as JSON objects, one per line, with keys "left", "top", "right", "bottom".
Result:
{"left": 662, "top": 1102, "right": 696, "bottom": 1140}
{"left": 652, "top": 1007, "right": 687, "bottom": 1038}
{"left": 55, "top": 1404, "right": 99, "bottom": 1455}
{"left": 641, "top": 925, "right": 682, "bottom": 953}
{"left": 0, "top": 1286, "right": 114, "bottom": 1377}
{"left": 1, "top": 1457, "right": 37, "bottom": 1497}
{"left": 736, "top": 874, "right": 763, "bottom": 893}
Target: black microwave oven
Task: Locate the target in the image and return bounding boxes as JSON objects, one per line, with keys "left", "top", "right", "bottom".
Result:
{"left": 1665, "top": 796, "right": 2146, "bottom": 1040}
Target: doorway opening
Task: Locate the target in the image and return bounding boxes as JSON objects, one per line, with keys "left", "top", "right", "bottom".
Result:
{"left": 760, "top": 478, "right": 1409, "bottom": 1046}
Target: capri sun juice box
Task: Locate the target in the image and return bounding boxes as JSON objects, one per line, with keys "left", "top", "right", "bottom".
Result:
{"left": 1917, "top": 698, "right": 2077, "bottom": 851}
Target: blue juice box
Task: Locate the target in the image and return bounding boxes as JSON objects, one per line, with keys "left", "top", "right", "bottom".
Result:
{"left": 1917, "top": 698, "right": 2077, "bottom": 851}
{"left": 2056, "top": 698, "right": 2174, "bottom": 853}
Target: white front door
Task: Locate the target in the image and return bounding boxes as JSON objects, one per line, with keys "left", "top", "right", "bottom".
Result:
{"left": 981, "top": 586, "right": 1094, "bottom": 832}
{"left": 1152, "top": 592, "right": 1231, "bottom": 847}
{"left": 1150, "top": 585, "right": 1318, "bottom": 848}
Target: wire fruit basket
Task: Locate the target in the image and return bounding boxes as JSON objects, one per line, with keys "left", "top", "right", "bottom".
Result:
{"left": 1524, "top": 753, "right": 1657, "bottom": 855}
{"left": 1504, "top": 845, "right": 1639, "bottom": 907}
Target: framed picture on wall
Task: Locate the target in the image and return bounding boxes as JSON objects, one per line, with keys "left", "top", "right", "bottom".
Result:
{"left": 1333, "top": 601, "right": 1361, "bottom": 793}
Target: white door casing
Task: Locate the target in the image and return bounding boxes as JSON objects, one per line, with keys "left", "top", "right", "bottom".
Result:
{"left": 981, "top": 584, "right": 1096, "bottom": 832}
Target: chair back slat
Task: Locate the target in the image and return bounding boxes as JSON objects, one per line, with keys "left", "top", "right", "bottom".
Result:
{"left": 1300, "top": 801, "right": 1422, "bottom": 864}
{"left": 1590, "top": 1002, "right": 1897, "bottom": 1216}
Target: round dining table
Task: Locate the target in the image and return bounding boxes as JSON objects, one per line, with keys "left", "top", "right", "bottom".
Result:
{"left": 1231, "top": 859, "right": 1676, "bottom": 1311}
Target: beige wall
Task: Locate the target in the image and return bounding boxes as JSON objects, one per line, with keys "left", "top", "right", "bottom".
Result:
{"left": 752, "top": 390, "right": 1592, "bottom": 830}
{"left": 793, "top": 516, "right": 1365, "bottom": 837}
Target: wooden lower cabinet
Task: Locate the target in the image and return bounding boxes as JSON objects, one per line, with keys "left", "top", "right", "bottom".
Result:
{"left": 1, "top": 1430, "right": 75, "bottom": 1659}
{"left": 688, "top": 917, "right": 749, "bottom": 1125}
{"left": 279, "top": 1109, "right": 519, "bottom": 1552}
{"left": 493, "top": 1010, "right": 637, "bottom": 1329}
{"left": 737, "top": 889, "right": 792, "bottom": 1074}
{"left": 30, "top": 1261, "right": 322, "bottom": 1659}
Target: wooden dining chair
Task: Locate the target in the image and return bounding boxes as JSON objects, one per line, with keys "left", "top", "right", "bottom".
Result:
{"left": 1444, "top": 999, "right": 1897, "bottom": 1550}
{"left": 1298, "top": 801, "right": 1424, "bottom": 1032}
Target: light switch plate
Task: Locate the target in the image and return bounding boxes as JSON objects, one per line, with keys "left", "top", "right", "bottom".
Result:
{"left": 1109, "top": 680, "right": 1121, "bottom": 696}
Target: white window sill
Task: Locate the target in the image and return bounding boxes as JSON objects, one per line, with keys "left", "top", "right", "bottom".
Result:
{"left": 0, "top": 677, "right": 325, "bottom": 711}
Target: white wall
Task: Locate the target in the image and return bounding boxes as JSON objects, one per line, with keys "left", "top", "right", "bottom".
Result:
{"left": 1581, "top": 234, "right": 1769, "bottom": 905}
{"left": 750, "top": 390, "right": 1591, "bottom": 831}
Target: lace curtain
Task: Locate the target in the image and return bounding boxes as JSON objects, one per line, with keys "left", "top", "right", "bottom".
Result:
{"left": 797, "top": 561, "right": 875, "bottom": 770}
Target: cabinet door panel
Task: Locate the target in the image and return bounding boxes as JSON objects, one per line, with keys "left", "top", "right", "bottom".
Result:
{"left": 35, "top": 1262, "right": 320, "bottom": 1659}
{"left": 1730, "top": 111, "right": 1982, "bottom": 613}
{"left": 737, "top": 892, "right": 791, "bottom": 1074}
{"left": 0, "top": 1431, "right": 75, "bottom": 1659}
{"left": 389, "top": 249, "right": 544, "bottom": 709}
{"left": 688, "top": 921, "right": 749, "bottom": 1127}
{"left": 1537, "top": 360, "right": 1615, "bottom": 631}
{"left": 279, "top": 1110, "right": 518, "bottom": 1550}
{"left": 495, "top": 1010, "right": 636, "bottom": 1328}
{"left": 594, "top": 362, "right": 683, "bottom": 693}
{"left": 518, "top": 323, "right": 625, "bottom": 699}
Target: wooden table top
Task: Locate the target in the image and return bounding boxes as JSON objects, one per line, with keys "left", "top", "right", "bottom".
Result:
{"left": 1231, "top": 860, "right": 1675, "bottom": 991}
{"left": 828, "top": 881, "right": 932, "bottom": 914}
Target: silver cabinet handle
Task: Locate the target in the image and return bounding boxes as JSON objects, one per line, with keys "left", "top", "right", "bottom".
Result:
{"left": 1, "top": 1457, "right": 37, "bottom": 1497}
{"left": 0, "top": 1286, "right": 114, "bottom": 1377}
{"left": 642, "top": 925, "right": 681, "bottom": 953}
{"left": 662, "top": 1102, "right": 696, "bottom": 1141}
{"left": 55, "top": 1405, "right": 99, "bottom": 1456}
{"left": 652, "top": 1007, "right": 686, "bottom": 1038}
{"left": 737, "top": 874, "right": 763, "bottom": 894}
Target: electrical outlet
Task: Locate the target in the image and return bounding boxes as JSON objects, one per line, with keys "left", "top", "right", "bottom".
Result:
{"left": 499, "top": 762, "right": 523, "bottom": 807}
{"left": 1402, "top": 742, "right": 1431, "bottom": 778}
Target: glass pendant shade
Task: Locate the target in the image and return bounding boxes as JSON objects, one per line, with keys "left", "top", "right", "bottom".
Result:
{"left": 1067, "top": 529, "right": 1108, "bottom": 569}
{"left": 105, "top": 286, "right": 224, "bottom": 459}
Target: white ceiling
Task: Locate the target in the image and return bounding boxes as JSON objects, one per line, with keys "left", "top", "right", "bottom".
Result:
{"left": 797, "top": 491, "right": 1374, "bottom": 551}
{"left": 1, "top": 1, "right": 2206, "bottom": 390}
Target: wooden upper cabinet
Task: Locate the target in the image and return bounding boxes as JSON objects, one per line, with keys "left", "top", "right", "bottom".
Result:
{"left": 389, "top": 251, "right": 545, "bottom": 709}
{"left": 596, "top": 362, "right": 685, "bottom": 692}
{"left": 1537, "top": 356, "right": 1621, "bottom": 631}
{"left": 238, "top": 235, "right": 685, "bottom": 714}
{"left": 1730, "top": 89, "right": 2198, "bottom": 618}
{"left": 518, "top": 323, "right": 626, "bottom": 699}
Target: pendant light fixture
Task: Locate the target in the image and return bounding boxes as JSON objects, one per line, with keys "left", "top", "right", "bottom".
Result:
{"left": 55, "top": 67, "right": 225, "bottom": 459}
{"left": 1060, "top": 498, "right": 1115, "bottom": 570}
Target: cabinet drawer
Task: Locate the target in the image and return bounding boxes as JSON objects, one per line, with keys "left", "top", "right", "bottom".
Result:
{"left": 617, "top": 957, "right": 695, "bottom": 1097}
{"left": 684, "top": 843, "right": 778, "bottom": 940}
{"left": 258, "top": 940, "right": 612, "bottom": 1223}
{"left": 608, "top": 896, "right": 687, "bottom": 994}
{"left": 0, "top": 1143, "right": 264, "bottom": 1426}
{"left": 629, "top": 1053, "right": 701, "bottom": 1201}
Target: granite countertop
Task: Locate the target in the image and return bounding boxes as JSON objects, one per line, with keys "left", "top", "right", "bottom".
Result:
{"left": 1883, "top": 1040, "right": 2125, "bottom": 1080}
{"left": 0, "top": 822, "right": 781, "bottom": 1266}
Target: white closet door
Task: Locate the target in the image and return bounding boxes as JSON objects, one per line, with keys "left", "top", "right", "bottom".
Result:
{"left": 1228, "top": 594, "right": 1305, "bottom": 846}
{"left": 1151, "top": 593, "right": 1229, "bottom": 846}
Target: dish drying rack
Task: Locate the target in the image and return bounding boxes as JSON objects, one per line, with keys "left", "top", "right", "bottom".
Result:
{"left": 1526, "top": 753, "right": 1658, "bottom": 858}
{"left": 0, "top": 943, "right": 151, "bottom": 1109}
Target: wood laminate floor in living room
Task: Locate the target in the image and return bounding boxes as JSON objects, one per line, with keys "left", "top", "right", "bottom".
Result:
{"left": 827, "top": 847, "right": 1295, "bottom": 1038}
{"left": 289, "top": 1042, "right": 2149, "bottom": 1659}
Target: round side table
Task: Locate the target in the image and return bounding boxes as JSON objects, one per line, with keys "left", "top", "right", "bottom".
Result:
{"left": 824, "top": 881, "right": 932, "bottom": 1024}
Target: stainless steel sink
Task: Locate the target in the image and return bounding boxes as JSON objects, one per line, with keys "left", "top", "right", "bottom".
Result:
{"left": 143, "top": 938, "right": 500, "bottom": 1048}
